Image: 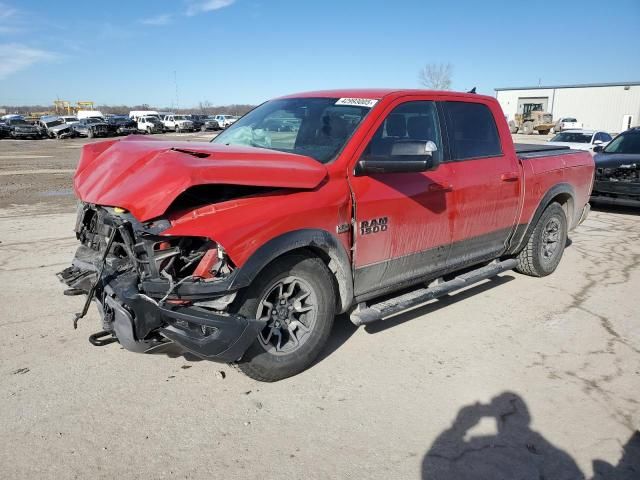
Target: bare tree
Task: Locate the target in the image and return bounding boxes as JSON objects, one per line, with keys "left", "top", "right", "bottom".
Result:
{"left": 418, "top": 63, "right": 453, "bottom": 90}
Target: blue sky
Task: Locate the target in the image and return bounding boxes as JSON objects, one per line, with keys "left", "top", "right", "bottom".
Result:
{"left": 1, "top": 0, "right": 639, "bottom": 107}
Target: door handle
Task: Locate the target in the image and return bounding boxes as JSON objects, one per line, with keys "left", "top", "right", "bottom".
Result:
{"left": 501, "top": 172, "right": 519, "bottom": 182}
{"left": 428, "top": 182, "right": 453, "bottom": 192}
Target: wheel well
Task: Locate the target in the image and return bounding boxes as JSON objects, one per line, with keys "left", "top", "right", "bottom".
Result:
{"left": 550, "top": 193, "right": 574, "bottom": 228}
{"left": 281, "top": 246, "right": 346, "bottom": 313}
{"left": 231, "top": 232, "right": 354, "bottom": 315}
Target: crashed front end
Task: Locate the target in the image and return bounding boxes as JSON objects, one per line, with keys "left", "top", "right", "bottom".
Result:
{"left": 57, "top": 203, "right": 265, "bottom": 361}
{"left": 592, "top": 162, "right": 640, "bottom": 207}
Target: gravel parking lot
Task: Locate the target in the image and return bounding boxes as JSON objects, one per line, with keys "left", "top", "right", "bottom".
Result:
{"left": 0, "top": 134, "right": 638, "bottom": 479}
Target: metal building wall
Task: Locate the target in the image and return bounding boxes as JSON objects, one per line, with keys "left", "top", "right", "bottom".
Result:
{"left": 495, "top": 84, "right": 640, "bottom": 133}
{"left": 552, "top": 86, "right": 640, "bottom": 133}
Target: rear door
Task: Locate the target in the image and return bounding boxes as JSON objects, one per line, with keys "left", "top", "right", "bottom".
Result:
{"left": 441, "top": 100, "right": 521, "bottom": 268}
{"left": 349, "top": 98, "right": 456, "bottom": 298}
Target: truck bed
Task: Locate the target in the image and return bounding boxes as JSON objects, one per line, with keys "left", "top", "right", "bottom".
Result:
{"left": 515, "top": 143, "right": 572, "bottom": 159}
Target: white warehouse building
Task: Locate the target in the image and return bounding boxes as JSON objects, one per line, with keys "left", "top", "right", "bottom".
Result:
{"left": 495, "top": 81, "right": 640, "bottom": 134}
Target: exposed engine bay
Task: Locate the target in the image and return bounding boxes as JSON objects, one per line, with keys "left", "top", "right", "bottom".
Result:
{"left": 57, "top": 203, "right": 264, "bottom": 361}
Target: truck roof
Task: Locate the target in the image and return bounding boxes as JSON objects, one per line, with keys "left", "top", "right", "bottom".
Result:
{"left": 278, "top": 88, "right": 494, "bottom": 102}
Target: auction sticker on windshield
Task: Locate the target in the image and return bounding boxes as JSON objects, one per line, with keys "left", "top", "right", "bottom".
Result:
{"left": 335, "top": 98, "right": 378, "bottom": 108}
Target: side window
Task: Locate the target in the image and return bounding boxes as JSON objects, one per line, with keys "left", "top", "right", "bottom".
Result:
{"left": 363, "top": 101, "right": 442, "bottom": 162}
{"left": 444, "top": 101, "right": 502, "bottom": 160}
{"left": 602, "top": 133, "right": 612, "bottom": 142}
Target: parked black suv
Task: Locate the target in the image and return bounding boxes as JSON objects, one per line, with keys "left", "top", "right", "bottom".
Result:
{"left": 106, "top": 116, "right": 138, "bottom": 136}
{"left": 592, "top": 127, "right": 640, "bottom": 207}
{"left": 187, "top": 114, "right": 206, "bottom": 131}
{"left": 5, "top": 118, "right": 42, "bottom": 139}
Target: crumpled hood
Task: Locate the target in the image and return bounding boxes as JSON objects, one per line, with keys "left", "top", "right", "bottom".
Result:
{"left": 74, "top": 136, "right": 328, "bottom": 221}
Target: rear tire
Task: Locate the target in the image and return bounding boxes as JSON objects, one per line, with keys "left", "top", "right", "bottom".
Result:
{"left": 515, "top": 203, "right": 567, "bottom": 277}
{"left": 233, "top": 253, "right": 336, "bottom": 382}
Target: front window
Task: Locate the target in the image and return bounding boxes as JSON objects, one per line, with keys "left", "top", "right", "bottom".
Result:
{"left": 550, "top": 132, "right": 592, "bottom": 143}
{"left": 362, "top": 100, "right": 443, "bottom": 163}
{"left": 174, "top": 115, "right": 187, "bottom": 120}
{"left": 603, "top": 131, "right": 640, "bottom": 154}
{"left": 212, "top": 97, "right": 373, "bottom": 163}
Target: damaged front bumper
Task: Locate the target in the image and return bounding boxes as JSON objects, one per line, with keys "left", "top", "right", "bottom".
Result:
{"left": 57, "top": 204, "right": 264, "bottom": 362}
{"left": 591, "top": 164, "right": 640, "bottom": 207}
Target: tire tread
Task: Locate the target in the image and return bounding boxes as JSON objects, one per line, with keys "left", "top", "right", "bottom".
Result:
{"left": 515, "top": 202, "right": 567, "bottom": 277}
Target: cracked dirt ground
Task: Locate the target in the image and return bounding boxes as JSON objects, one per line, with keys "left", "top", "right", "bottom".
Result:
{"left": 0, "top": 138, "right": 638, "bottom": 479}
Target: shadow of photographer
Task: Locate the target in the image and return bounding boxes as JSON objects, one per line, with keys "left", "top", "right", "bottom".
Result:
{"left": 422, "top": 392, "right": 639, "bottom": 480}
{"left": 421, "top": 391, "right": 584, "bottom": 479}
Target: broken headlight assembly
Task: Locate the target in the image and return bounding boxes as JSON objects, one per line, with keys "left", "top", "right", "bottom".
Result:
{"left": 74, "top": 204, "right": 236, "bottom": 302}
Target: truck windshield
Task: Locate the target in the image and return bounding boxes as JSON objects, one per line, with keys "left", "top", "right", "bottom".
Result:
{"left": 212, "top": 97, "right": 373, "bottom": 163}
{"left": 603, "top": 131, "right": 640, "bottom": 154}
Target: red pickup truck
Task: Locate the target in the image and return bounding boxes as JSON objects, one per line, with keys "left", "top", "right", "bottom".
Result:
{"left": 58, "top": 89, "right": 594, "bottom": 381}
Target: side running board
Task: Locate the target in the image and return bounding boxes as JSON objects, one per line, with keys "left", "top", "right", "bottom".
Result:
{"left": 350, "top": 259, "right": 518, "bottom": 326}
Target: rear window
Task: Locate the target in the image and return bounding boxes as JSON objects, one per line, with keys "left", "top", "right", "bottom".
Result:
{"left": 563, "top": 118, "right": 577, "bottom": 123}
{"left": 444, "top": 102, "right": 502, "bottom": 160}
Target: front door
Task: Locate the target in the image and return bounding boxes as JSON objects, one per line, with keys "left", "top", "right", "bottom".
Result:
{"left": 349, "top": 99, "right": 455, "bottom": 298}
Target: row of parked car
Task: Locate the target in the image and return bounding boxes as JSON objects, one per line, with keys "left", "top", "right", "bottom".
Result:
{"left": 0, "top": 111, "right": 240, "bottom": 140}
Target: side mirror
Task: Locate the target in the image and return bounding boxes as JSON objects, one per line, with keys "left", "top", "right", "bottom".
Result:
{"left": 593, "top": 140, "right": 603, "bottom": 145}
{"left": 592, "top": 145, "right": 604, "bottom": 153}
{"left": 356, "top": 140, "right": 439, "bottom": 176}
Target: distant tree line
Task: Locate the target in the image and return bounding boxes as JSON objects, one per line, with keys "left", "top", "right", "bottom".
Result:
{"left": 1, "top": 102, "right": 256, "bottom": 116}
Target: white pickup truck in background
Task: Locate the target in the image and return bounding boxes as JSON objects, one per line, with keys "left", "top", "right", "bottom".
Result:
{"left": 136, "top": 115, "right": 163, "bottom": 134}
{"left": 214, "top": 114, "right": 238, "bottom": 129}
{"left": 554, "top": 117, "right": 582, "bottom": 132}
{"left": 162, "top": 114, "right": 194, "bottom": 132}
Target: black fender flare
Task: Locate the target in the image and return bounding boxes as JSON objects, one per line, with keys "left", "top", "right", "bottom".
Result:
{"left": 229, "top": 229, "right": 354, "bottom": 314}
{"left": 507, "top": 182, "right": 576, "bottom": 255}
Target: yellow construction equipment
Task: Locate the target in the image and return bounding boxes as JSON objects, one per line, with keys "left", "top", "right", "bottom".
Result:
{"left": 77, "top": 101, "right": 95, "bottom": 111}
{"left": 53, "top": 100, "right": 73, "bottom": 115}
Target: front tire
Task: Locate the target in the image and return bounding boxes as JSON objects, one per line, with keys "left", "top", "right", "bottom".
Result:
{"left": 515, "top": 202, "right": 567, "bottom": 277}
{"left": 233, "top": 253, "right": 336, "bottom": 382}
